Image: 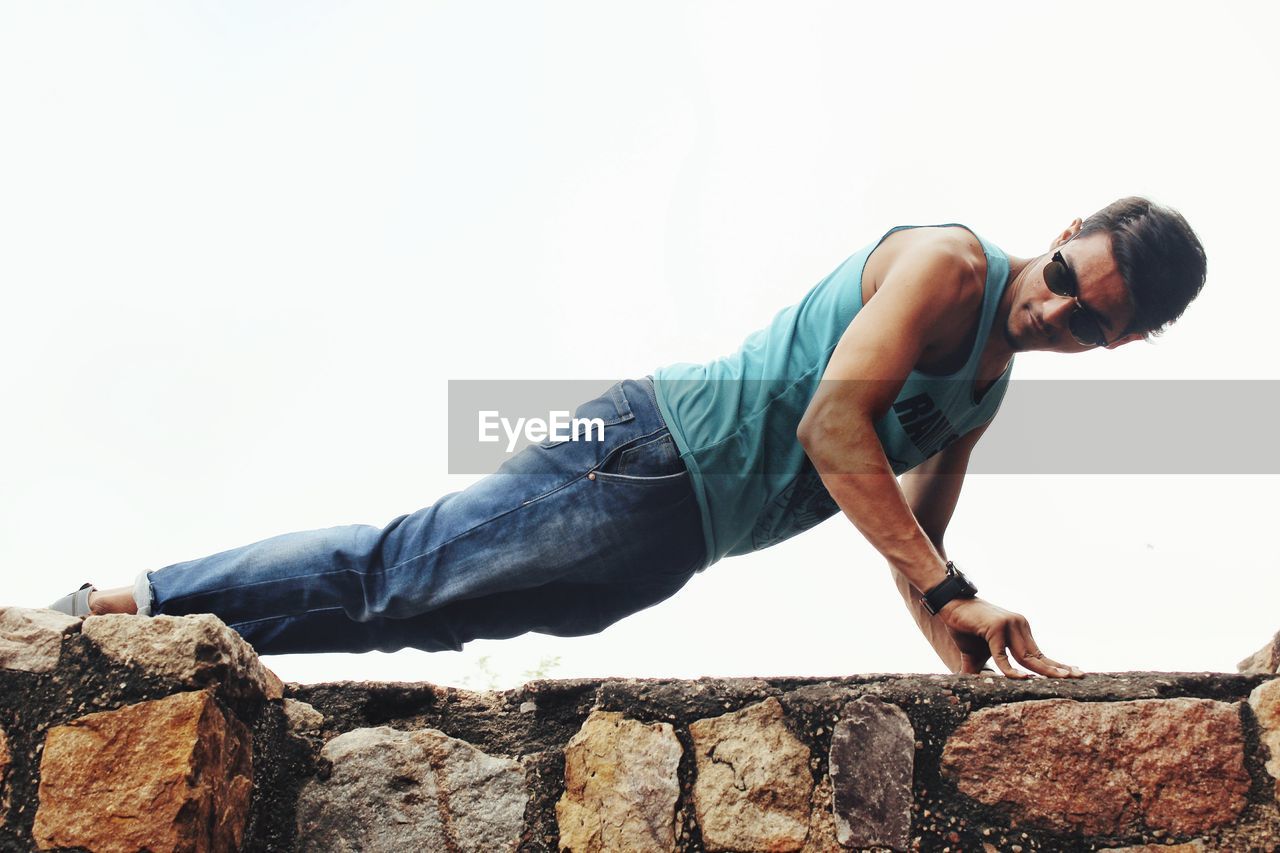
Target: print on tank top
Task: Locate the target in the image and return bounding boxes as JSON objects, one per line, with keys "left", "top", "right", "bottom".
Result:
{"left": 893, "top": 392, "right": 959, "bottom": 459}
{"left": 749, "top": 456, "right": 839, "bottom": 551}
{"left": 747, "top": 389, "right": 968, "bottom": 551}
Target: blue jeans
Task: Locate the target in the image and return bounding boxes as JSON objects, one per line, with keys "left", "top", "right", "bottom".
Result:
{"left": 144, "top": 377, "right": 709, "bottom": 655}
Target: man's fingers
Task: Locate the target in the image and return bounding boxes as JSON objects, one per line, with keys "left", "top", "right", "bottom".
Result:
{"left": 1034, "top": 652, "right": 1085, "bottom": 677}
{"left": 1008, "top": 622, "right": 1080, "bottom": 678}
{"left": 945, "top": 602, "right": 1085, "bottom": 679}
{"left": 986, "top": 630, "right": 1030, "bottom": 679}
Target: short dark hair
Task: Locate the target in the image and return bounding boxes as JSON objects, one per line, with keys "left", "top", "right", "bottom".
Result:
{"left": 1076, "top": 196, "right": 1207, "bottom": 339}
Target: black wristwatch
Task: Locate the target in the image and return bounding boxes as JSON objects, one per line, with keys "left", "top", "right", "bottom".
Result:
{"left": 921, "top": 561, "right": 978, "bottom": 615}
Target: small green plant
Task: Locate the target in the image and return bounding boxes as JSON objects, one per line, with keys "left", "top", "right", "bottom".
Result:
{"left": 459, "top": 655, "right": 502, "bottom": 691}
{"left": 458, "top": 654, "right": 561, "bottom": 690}
{"left": 521, "top": 655, "right": 562, "bottom": 682}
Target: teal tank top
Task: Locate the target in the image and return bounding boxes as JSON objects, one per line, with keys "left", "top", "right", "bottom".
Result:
{"left": 653, "top": 224, "right": 1015, "bottom": 567}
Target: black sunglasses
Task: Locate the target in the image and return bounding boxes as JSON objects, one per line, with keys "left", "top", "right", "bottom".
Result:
{"left": 1043, "top": 251, "right": 1111, "bottom": 348}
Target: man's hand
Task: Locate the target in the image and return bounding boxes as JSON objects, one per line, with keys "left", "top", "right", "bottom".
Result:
{"left": 938, "top": 597, "right": 1085, "bottom": 679}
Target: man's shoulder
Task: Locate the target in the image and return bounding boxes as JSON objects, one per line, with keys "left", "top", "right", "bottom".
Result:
{"left": 864, "top": 225, "right": 988, "bottom": 315}
{"left": 878, "top": 224, "right": 987, "bottom": 285}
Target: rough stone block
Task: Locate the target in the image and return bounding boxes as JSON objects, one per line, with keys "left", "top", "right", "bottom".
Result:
{"left": 1238, "top": 630, "right": 1280, "bottom": 674}
{"left": 0, "top": 606, "right": 80, "bottom": 673}
{"left": 283, "top": 698, "right": 325, "bottom": 737}
{"left": 1248, "top": 677, "right": 1280, "bottom": 801}
{"left": 829, "top": 697, "right": 914, "bottom": 852}
{"left": 296, "top": 725, "right": 527, "bottom": 852}
{"left": 82, "top": 612, "right": 284, "bottom": 702}
{"left": 688, "top": 697, "right": 814, "bottom": 852}
{"left": 33, "top": 689, "right": 252, "bottom": 852}
{"left": 800, "top": 775, "right": 840, "bottom": 853}
{"left": 556, "top": 709, "right": 682, "bottom": 853}
{"left": 941, "top": 697, "right": 1248, "bottom": 836}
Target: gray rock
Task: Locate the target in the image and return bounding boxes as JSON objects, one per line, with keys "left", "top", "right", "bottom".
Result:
{"left": 688, "top": 697, "right": 813, "bottom": 852}
{"left": 81, "top": 613, "right": 283, "bottom": 702}
{"left": 0, "top": 607, "right": 80, "bottom": 673}
{"left": 829, "top": 697, "right": 914, "bottom": 852}
{"left": 556, "top": 710, "right": 682, "bottom": 852}
{"left": 296, "top": 725, "right": 527, "bottom": 852}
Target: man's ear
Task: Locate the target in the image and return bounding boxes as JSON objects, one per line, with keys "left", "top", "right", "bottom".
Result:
{"left": 1050, "top": 217, "right": 1084, "bottom": 250}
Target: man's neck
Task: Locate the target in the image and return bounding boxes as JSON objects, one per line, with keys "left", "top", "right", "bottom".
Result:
{"left": 980, "top": 252, "right": 1036, "bottom": 372}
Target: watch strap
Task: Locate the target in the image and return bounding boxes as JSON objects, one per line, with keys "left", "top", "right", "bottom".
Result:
{"left": 921, "top": 561, "right": 977, "bottom": 615}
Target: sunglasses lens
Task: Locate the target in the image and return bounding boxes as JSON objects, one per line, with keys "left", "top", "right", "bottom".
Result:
{"left": 1068, "top": 310, "right": 1104, "bottom": 347}
{"left": 1045, "top": 259, "right": 1073, "bottom": 297}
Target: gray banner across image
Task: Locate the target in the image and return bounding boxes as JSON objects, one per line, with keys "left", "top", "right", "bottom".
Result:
{"left": 447, "top": 379, "right": 1280, "bottom": 476}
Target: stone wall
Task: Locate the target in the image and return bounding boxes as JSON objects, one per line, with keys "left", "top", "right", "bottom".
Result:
{"left": 2, "top": 608, "right": 1278, "bottom": 852}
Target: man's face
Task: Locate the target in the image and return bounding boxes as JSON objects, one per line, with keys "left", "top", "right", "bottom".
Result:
{"left": 1005, "top": 228, "right": 1146, "bottom": 354}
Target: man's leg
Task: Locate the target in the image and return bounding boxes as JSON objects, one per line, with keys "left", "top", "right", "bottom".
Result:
{"left": 119, "top": 377, "right": 707, "bottom": 655}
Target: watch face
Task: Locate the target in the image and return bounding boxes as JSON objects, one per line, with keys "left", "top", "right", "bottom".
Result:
{"left": 946, "top": 563, "right": 976, "bottom": 595}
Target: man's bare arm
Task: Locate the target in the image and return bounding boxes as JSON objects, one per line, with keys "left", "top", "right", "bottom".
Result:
{"left": 797, "top": 231, "right": 981, "bottom": 603}
{"left": 797, "top": 230, "right": 1080, "bottom": 679}
{"left": 895, "top": 420, "right": 989, "bottom": 673}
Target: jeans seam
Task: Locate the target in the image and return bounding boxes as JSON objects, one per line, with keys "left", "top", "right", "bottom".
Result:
{"left": 160, "top": 569, "right": 370, "bottom": 608}
{"left": 592, "top": 471, "right": 688, "bottom": 486}
{"left": 229, "top": 605, "right": 346, "bottom": 630}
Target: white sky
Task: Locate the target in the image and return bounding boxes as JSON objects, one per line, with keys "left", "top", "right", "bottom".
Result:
{"left": 3, "top": 2, "right": 1277, "bottom": 687}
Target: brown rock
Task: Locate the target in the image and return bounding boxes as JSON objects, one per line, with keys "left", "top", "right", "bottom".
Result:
{"left": 82, "top": 612, "right": 283, "bottom": 702}
{"left": 0, "top": 606, "right": 80, "bottom": 673}
{"left": 799, "top": 775, "right": 841, "bottom": 853}
{"left": 829, "top": 697, "right": 914, "bottom": 851}
{"left": 296, "top": 725, "right": 527, "bottom": 852}
{"left": 260, "top": 663, "right": 286, "bottom": 700}
{"left": 688, "top": 697, "right": 814, "bottom": 852}
{"left": 556, "top": 710, "right": 682, "bottom": 852}
{"left": 941, "top": 698, "right": 1248, "bottom": 836}
{"left": 33, "top": 689, "right": 252, "bottom": 852}
{"left": 1238, "top": 630, "right": 1280, "bottom": 674}
{"left": 1248, "top": 677, "right": 1280, "bottom": 800}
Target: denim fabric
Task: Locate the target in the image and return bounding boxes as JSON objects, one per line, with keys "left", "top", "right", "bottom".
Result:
{"left": 145, "top": 376, "right": 709, "bottom": 655}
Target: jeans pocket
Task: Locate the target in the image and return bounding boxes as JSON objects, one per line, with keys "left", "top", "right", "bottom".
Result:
{"left": 594, "top": 432, "right": 689, "bottom": 485}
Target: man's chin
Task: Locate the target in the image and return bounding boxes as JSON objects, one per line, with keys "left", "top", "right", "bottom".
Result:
{"left": 1001, "top": 326, "right": 1029, "bottom": 353}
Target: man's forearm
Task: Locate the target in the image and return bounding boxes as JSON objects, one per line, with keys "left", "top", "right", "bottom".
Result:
{"left": 887, "top": 561, "right": 963, "bottom": 673}
{"left": 799, "top": 416, "right": 949, "bottom": 595}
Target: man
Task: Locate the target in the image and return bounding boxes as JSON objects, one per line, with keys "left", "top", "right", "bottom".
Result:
{"left": 52, "top": 196, "right": 1206, "bottom": 679}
